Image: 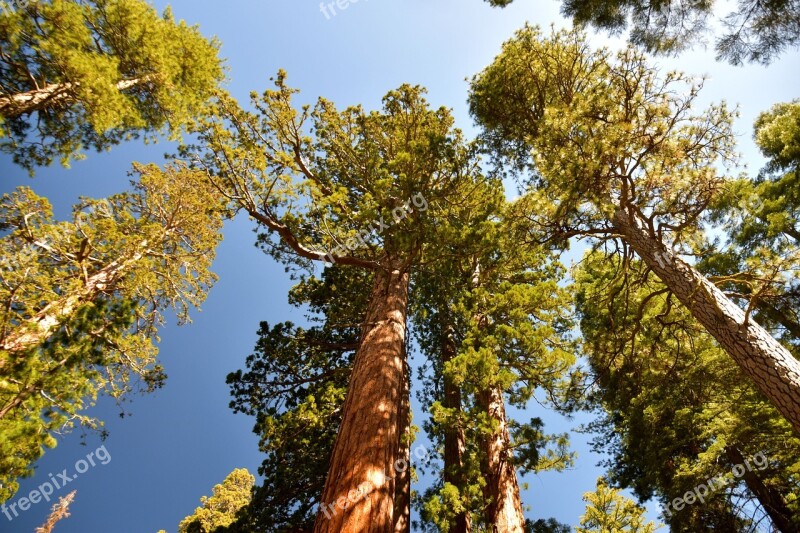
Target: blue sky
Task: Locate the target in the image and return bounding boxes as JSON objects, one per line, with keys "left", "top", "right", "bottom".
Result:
{"left": 1, "top": 1, "right": 798, "bottom": 531}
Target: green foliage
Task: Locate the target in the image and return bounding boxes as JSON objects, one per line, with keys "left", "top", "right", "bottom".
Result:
{"left": 0, "top": 164, "right": 225, "bottom": 502}
{"left": 411, "top": 189, "right": 577, "bottom": 530}
{"left": 186, "top": 73, "right": 481, "bottom": 277}
{"left": 484, "top": 0, "right": 800, "bottom": 64}
{"left": 577, "top": 478, "right": 658, "bottom": 533}
{"left": 470, "top": 25, "right": 734, "bottom": 251}
{"left": 0, "top": 0, "right": 223, "bottom": 172}
{"left": 192, "top": 73, "right": 493, "bottom": 530}
{"left": 703, "top": 100, "right": 800, "bottom": 353}
{"left": 178, "top": 468, "right": 254, "bottom": 533}
{"left": 573, "top": 251, "right": 800, "bottom": 530}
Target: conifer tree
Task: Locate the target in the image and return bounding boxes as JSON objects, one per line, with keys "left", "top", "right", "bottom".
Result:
{"left": 189, "top": 75, "right": 488, "bottom": 531}
{"left": 178, "top": 468, "right": 255, "bottom": 533}
{"left": 413, "top": 191, "right": 576, "bottom": 532}
{"left": 468, "top": 25, "right": 800, "bottom": 432}
{"left": 484, "top": 0, "right": 800, "bottom": 64}
{"left": 573, "top": 252, "right": 800, "bottom": 531}
{"left": 0, "top": 0, "right": 223, "bottom": 172}
{"left": 577, "top": 478, "right": 657, "bottom": 533}
{"left": 0, "top": 163, "right": 224, "bottom": 501}
{"left": 226, "top": 266, "right": 370, "bottom": 532}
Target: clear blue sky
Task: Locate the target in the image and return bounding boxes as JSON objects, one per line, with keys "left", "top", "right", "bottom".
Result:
{"left": 1, "top": 1, "right": 798, "bottom": 531}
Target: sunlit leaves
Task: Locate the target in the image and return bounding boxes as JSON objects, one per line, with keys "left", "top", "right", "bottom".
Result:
{"left": 0, "top": 0, "right": 223, "bottom": 172}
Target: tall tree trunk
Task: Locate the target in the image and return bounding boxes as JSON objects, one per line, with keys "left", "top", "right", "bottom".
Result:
{"left": 314, "top": 265, "right": 410, "bottom": 533}
{"left": 394, "top": 358, "right": 411, "bottom": 533}
{"left": 724, "top": 447, "right": 799, "bottom": 533}
{"left": 611, "top": 208, "right": 800, "bottom": 432}
{"left": 442, "top": 321, "right": 471, "bottom": 533}
{"left": 0, "top": 77, "right": 148, "bottom": 119}
{"left": 478, "top": 387, "right": 525, "bottom": 533}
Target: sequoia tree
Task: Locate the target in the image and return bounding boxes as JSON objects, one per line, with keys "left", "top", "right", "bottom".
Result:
{"left": 413, "top": 189, "right": 576, "bottom": 532}
{"left": 0, "top": 0, "right": 223, "bottom": 172}
{"left": 226, "top": 266, "right": 370, "bottom": 531}
{"left": 188, "top": 76, "right": 488, "bottom": 531}
{"left": 468, "top": 26, "right": 800, "bottom": 432}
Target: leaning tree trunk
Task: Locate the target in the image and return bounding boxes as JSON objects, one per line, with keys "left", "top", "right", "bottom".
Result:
{"left": 612, "top": 208, "right": 800, "bottom": 433}
{"left": 314, "top": 265, "right": 410, "bottom": 533}
{"left": 478, "top": 387, "right": 525, "bottom": 533}
{"left": 442, "top": 320, "right": 471, "bottom": 533}
{"left": 725, "top": 447, "right": 799, "bottom": 533}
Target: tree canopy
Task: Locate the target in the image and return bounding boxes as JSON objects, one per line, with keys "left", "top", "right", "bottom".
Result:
{"left": 0, "top": 0, "right": 223, "bottom": 172}
{"left": 2, "top": 1, "right": 799, "bottom": 531}
{"left": 484, "top": 0, "right": 800, "bottom": 64}
{"left": 468, "top": 24, "right": 800, "bottom": 433}
{"left": 0, "top": 163, "right": 225, "bottom": 502}
{"left": 177, "top": 468, "right": 254, "bottom": 533}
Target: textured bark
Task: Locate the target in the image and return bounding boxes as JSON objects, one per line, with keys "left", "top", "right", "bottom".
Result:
{"left": 314, "top": 266, "right": 410, "bottom": 533}
{"left": 612, "top": 209, "right": 800, "bottom": 432}
{"left": 442, "top": 321, "right": 471, "bottom": 533}
{"left": 725, "top": 447, "right": 798, "bottom": 533}
{"left": 0, "top": 78, "right": 148, "bottom": 119}
{"left": 394, "top": 359, "right": 411, "bottom": 533}
{"left": 478, "top": 387, "right": 525, "bottom": 533}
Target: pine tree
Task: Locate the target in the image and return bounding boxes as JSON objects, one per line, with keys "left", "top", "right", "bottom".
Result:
{"left": 484, "top": 0, "right": 800, "bottom": 64}
{"left": 574, "top": 251, "right": 800, "bottom": 531}
{"left": 468, "top": 25, "right": 800, "bottom": 432}
{"left": 702, "top": 100, "right": 800, "bottom": 356}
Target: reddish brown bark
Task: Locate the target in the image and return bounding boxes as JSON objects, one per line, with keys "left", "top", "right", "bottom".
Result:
{"left": 314, "top": 265, "right": 410, "bottom": 532}
{"left": 442, "top": 321, "right": 471, "bottom": 533}
{"left": 479, "top": 387, "right": 525, "bottom": 533}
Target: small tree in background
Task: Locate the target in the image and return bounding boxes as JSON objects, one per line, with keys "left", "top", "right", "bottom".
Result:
{"left": 178, "top": 468, "right": 255, "bottom": 533}
{"left": 578, "top": 478, "right": 658, "bottom": 533}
